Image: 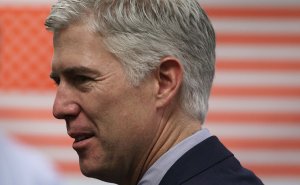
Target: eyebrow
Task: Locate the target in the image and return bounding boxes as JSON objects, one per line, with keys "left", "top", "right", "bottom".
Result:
{"left": 50, "top": 66, "right": 101, "bottom": 79}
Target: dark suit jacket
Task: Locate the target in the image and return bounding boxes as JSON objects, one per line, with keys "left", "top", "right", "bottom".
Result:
{"left": 159, "top": 136, "right": 264, "bottom": 185}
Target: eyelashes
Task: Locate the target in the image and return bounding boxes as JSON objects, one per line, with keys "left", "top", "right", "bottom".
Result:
{"left": 71, "top": 75, "right": 94, "bottom": 85}
{"left": 50, "top": 73, "right": 60, "bottom": 86}
{"left": 50, "top": 74, "right": 95, "bottom": 92}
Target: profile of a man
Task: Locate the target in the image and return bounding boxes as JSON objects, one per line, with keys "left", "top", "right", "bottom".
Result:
{"left": 45, "top": 0, "right": 264, "bottom": 185}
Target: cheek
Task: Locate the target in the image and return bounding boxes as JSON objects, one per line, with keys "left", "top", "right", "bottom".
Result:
{"left": 95, "top": 99, "right": 154, "bottom": 151}
{"left": 84, "top": 82, "right": 157, "bottom": 145}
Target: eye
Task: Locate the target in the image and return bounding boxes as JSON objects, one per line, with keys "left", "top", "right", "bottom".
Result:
{"left": 72, "top": 75, "right": 93, "bottom": 85}
{"left": 50, "top": 75, "right": 60, "bottom": 85}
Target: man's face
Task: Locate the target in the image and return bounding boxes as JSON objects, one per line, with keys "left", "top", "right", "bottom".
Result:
{"left": 51, "top": 24, "right": 160, "bottom": 183}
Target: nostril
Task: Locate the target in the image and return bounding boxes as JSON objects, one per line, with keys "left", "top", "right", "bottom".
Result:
{"left": 52, "top": 100, "right": 81, "bottom": 120}
{"left": 52, "top": 97, "right": 65, "bottom": 119}
{"left": 52, "top": 103, "right": 72, "bottom": 120}
{"left": 52, "top": 108, "right": 64, "bottom": 119}
{"left": 65, "top": 115, "right": 76, "bottom": 122}
{"left": 52, "top": 87, "right": 81, "bottom": 120}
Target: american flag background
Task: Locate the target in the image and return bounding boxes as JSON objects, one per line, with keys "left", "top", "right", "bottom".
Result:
{"left": 0, "top": 0, "right": 299, "bottom": 184}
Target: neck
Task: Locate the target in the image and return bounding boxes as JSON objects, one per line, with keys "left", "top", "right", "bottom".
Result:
{"left": 139, "top": 108, "right": 201, "bottom": 184}
{"left": 119, "top": 108, "right": 201, "bottom": 185}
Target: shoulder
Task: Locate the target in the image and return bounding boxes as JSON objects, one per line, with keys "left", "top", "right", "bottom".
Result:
{"left": 181, "top": 156, "right": 264, "bottom": 185}
{"left": 159, "top": 136, "right": 264, "bottom": 185}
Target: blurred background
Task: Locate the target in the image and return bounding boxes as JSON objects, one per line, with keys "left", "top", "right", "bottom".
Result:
{"left": 0, "top": 0, "right": 299, "bottom": 185}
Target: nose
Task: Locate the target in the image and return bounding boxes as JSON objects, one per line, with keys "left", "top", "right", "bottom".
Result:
{"left": 52, "top": 85, "right": 80, "bottom": 120}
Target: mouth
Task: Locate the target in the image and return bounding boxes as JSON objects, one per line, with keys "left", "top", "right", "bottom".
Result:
{"left": 68, "top": 131, "right": 95, "bottom": 150}
{"left": 73, "top": 134, "right": 94, "bottom": 151}
{"left": 74, "top": 134, "right": 94, "bottom": 143}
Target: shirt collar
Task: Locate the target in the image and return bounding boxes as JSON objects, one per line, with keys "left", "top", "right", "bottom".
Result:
{"left": 138, "top": 128, "right": 212, "bottom": 185}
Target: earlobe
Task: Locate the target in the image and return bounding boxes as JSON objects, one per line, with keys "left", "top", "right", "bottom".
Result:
{"left": 155, "top": 56, "right": 183, "bottom": 108}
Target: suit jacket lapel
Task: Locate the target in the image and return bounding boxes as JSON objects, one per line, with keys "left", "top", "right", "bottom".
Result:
{"left": 159, "top": 136, "right": 233, "bottom": 185}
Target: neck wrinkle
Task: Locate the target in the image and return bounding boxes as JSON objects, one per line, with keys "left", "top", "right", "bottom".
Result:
{"left": 123, "top": 108, "right": 169, "bottom": 185}
{"left": 136, "top": 108, "right": 169, "bottom": 184}
{"left": 138, "top": 107, "right": 201, "bottom": 184}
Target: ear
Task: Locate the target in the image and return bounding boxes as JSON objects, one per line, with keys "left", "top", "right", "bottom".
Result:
{"left": 155, "top": 56, "right": 183, "bottom": 108}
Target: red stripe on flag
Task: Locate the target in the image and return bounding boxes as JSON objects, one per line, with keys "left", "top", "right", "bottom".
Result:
{"left": 56, "top": 161, "right": 81, "bottom": 174}
{"left": 207, "top": 112, "right": 300, "bottom": 124}
{"left": 217, "top": 33, "right": 300, "bottom": 45}
{"left": 0, "top": 108, "right": 53, "bottom": 120}
{"left": 245, "top": 164, "right": 300, "bottom": 177}
{"left": 222, "top": 138, "right": 300, "bottom": 150}
{"left": 205, "top": 6, "right": 300, "bottom": 19}
{"left": 13, "top": 134, "right": 72, "bottom": 147}
{"left": 216, "top": 59, "right": 300, "bottom": 72}
{"left": 211, "top": 86, "right": 300, "bottom": 98}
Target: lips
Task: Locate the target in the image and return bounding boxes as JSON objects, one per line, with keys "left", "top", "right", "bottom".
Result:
{"left": 68, "top": 130, "right": 95, "bottom": 147}
{"left": 74, "top": 134, "right": 93, "bottom": 143}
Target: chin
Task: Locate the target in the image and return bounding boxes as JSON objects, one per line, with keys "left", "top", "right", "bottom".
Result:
{"left": 79, "top": 160, "right": 117, "bottom": 183}
{"left": 79, "top": 159, "right": 100, "bottom": 177}
{"left": 77, "top": 149, "right": 103, "bottom": 177}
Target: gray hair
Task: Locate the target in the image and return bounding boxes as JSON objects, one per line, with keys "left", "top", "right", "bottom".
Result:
{"left": 45, "top": 0, "right": 216, "bottom": 123}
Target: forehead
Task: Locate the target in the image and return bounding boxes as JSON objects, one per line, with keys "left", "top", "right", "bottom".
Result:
{"left": 53, "top": 23, "right": 96, "bottom": 53}
{"left": 51, "top": 24, "right": 121, "bottom": 74}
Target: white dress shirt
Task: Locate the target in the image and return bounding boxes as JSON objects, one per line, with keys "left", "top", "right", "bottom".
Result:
{"left": 138, "top": 128, "right": 212, "bottom": 185}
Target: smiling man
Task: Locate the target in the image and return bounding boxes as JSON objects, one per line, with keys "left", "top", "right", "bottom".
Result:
{"left": 45, "top": 0, "right": 263, "bottom": 185}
